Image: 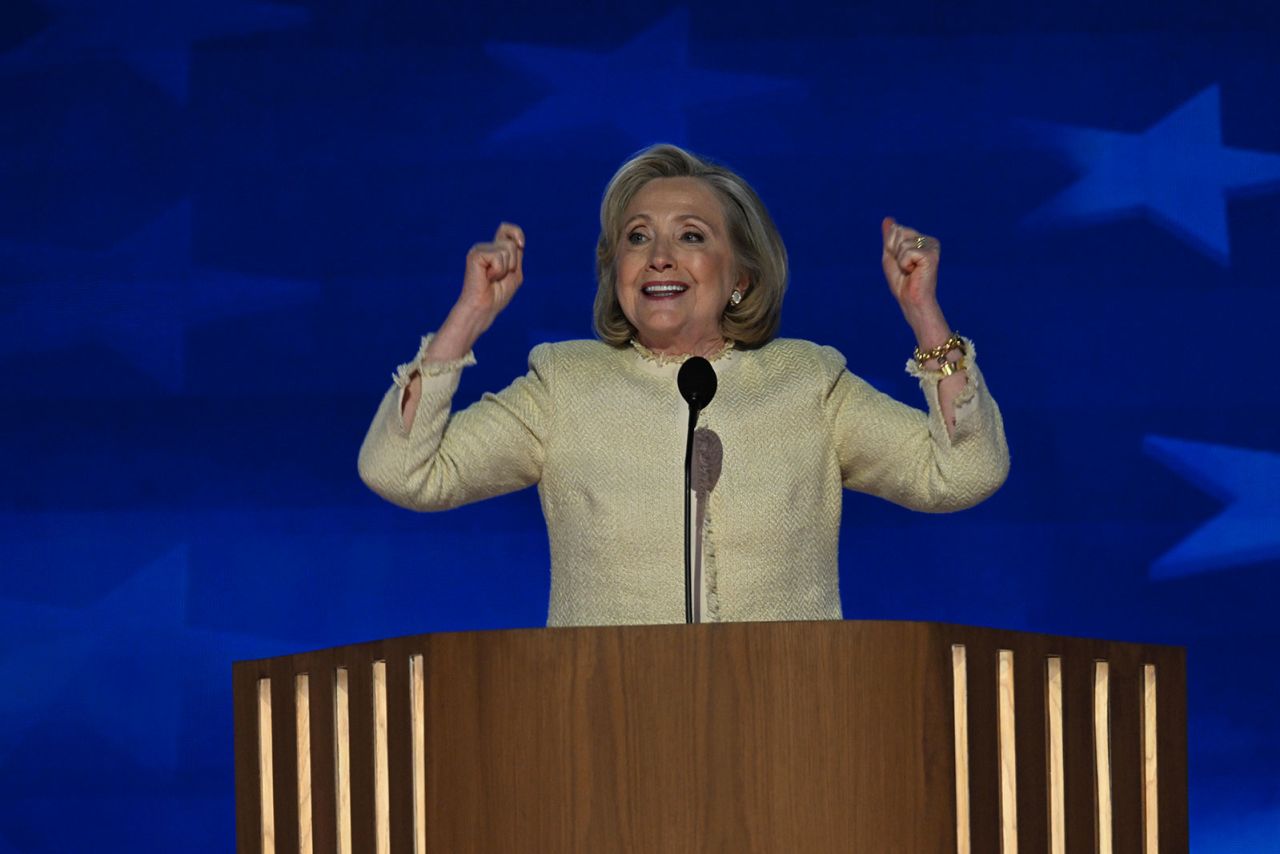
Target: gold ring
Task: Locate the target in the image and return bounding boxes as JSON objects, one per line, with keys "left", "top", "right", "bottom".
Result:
{"left": 913, "top": 236, "right": 927, "bottom": 249}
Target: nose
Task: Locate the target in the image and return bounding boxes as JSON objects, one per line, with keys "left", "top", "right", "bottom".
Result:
{"left": 646, "top": 234, "right": 675, "bottom": 271}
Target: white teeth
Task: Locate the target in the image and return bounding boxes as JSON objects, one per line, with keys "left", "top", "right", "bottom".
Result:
{"left": 643, "top": 284, "right": 687, "bottom": 295}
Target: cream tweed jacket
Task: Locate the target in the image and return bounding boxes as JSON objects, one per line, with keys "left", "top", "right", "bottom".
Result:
{"left": 357, "top": 337, "right": 1009, "bottom": 627}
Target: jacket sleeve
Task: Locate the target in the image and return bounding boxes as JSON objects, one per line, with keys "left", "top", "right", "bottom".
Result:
{"left": 357, "top": 336, "right": 552, "bottom": 511}
{"left": 823, "top": 339, "right": 1009, "bottom": 512}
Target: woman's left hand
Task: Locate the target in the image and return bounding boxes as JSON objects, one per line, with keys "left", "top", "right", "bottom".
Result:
{"left": 881, "top": 216, "right": 940, "bottom": 311}
{"left": 880, "top": 216, "right": 966, "bottom": 435}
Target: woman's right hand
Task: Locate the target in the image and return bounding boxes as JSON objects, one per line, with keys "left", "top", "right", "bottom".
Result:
{"left": 457, "top": 222, "right": 526, "bottom": 331}
{"left": 422, "top": 222, "right": 525, "bottom": 367}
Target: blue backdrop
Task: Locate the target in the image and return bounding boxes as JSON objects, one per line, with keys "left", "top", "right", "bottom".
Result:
{"left": 2, "top": 1, "right": 1278, "bottom": 850}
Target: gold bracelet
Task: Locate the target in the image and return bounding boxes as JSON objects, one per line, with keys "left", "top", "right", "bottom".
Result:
{"left": 913, "top": 333, "right": 965, "bottom": 366}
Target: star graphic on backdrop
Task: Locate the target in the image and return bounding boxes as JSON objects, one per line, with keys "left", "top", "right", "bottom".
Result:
{"left": 486, "top": 9, "right": 800, "bottom": 144}
{"left": 1142, "top": 435, "right": 1280, "bottom": 578}
{"left": 0, "top": 546, "right": 191, "bottom": 771}
{"left": 1024, "top": 85, "right": 1280, "bottom": 263}
{"left": 0, "top": 203, "right": 316, "bottom": 391}
{"left": 0, "top": 0, "right": 310, "bottom": 101}
{"left": 0, "top": 539, "right": 284, "bottom": 773}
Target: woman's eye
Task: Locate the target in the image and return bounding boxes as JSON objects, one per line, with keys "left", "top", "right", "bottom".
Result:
{"left": 681, "top": 231, "right": 704, "bottom": 243}
{"left": 626, "top": 231, "right": 647, "bottom": 245}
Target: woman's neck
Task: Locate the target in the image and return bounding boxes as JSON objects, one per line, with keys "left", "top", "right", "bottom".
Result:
{"left": 635, "top": 331, "right": 727, "bottom": 359}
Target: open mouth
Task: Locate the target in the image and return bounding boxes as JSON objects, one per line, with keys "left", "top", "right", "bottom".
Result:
{"left": 642, "top": 283, "right": 688, "bottom": 298}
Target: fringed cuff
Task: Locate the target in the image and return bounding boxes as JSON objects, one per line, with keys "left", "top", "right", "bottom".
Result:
{"left": 391, "top": 333, "right": 478, "bottom": 389}
{"left": 905, "top": 335, "right": 983, "bottom": 431}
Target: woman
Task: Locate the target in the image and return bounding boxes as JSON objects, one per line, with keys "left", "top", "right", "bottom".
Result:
{"left": 358, "top": 144, "right": 1008, "bottom": 626}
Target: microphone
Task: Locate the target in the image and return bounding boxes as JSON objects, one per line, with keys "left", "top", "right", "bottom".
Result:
{"left": 678, "top": 356, "right": 717, "bottom": 412}
{"left": 677, "top": 357, "right": 717, "bottom": 623}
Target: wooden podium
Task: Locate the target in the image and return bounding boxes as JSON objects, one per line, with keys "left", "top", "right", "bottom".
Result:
{"left": 233, "top": 621, "right": 1186, "bottom": 853}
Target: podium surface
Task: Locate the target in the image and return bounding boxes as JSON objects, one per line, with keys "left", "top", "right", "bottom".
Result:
{"left": 234, "top": 621, "right": 1186, "bottom": 853}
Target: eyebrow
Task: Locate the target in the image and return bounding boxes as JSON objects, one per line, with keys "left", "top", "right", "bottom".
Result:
{"left": 623, "top": 213, "right": 718, "bottom": 232}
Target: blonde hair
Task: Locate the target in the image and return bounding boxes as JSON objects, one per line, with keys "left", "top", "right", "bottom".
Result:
{"left": 593, "top": 144, "right": 788, "bottom": 348}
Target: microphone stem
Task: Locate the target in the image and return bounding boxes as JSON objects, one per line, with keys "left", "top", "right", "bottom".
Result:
{"left": 683, "top": 405, "right": 698, "bottom": 624}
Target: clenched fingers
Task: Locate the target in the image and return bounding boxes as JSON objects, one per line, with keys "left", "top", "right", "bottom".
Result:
{"left": 882, "top": 216, "right": 939, "bottom": 272}
{"left": 469, "top": 225, "right": 524, "bottom": 282}
{"left": 494, "top": 221, "right": 525, "bottom": 250}
{"left": 494, "top": 221, "right": 525, "bottom": 279}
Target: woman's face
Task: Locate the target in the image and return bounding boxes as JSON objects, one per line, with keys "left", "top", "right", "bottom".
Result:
{"left": 615, "top": 177, "right": 746, "bottom": 355}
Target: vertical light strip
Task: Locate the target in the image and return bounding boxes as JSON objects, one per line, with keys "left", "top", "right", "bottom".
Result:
{"left": 334, "top": 667, "right": 352, "bottom": 854}
{"left": 951, "top": 645, "right": 971, "bottom": 854}
{"left": 257, "top": 677, "right": 276, "bottom": 854}
{"left": 1142, "top": 664, "right": 1159, "bottom": 854}
{"left": 410, "top": 654, "right": 427, "bottom": 854}
{"left": 373, "top": 661, "right": 391, "bottom": 854}
{"left": 1094, "top": 661, "right": 1113, "bottom": 854}
{"left": 296, "top": 674, "right": 313, "bottom": 854}
{"left": 1045, "top": 658, "right": 1065, "bottom": 854}
{"left": 997, "top": 650, "right": 1018, "bottom": 854}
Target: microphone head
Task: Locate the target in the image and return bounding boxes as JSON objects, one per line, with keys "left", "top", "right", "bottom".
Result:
{"left": 677, "top": 356, "right": 717, "bottom": 411}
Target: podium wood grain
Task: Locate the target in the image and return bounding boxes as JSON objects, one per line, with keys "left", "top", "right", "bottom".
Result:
{"left": 235, "top": 621, "right": 1187, "bottom": 854}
